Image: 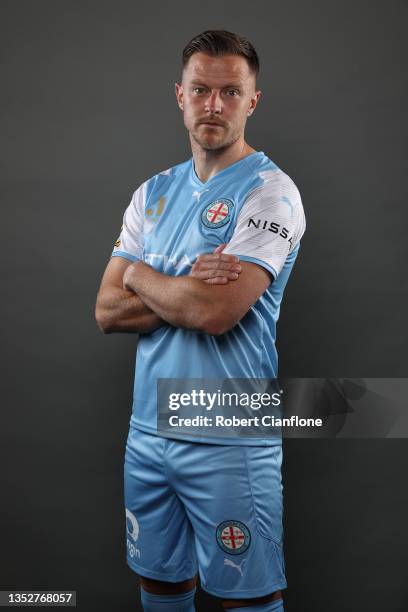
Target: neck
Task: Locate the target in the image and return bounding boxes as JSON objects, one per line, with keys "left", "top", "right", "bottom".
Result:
{"left": 190, "top": 136, "right": 256, "bottom": 183}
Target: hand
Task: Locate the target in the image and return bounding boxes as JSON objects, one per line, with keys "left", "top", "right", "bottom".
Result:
{"left": 190, "top": 244, "right": 242, "bottom": 285}
{"left": 122, "top": 264, "right": 132, "bottom": 290}
{"left": 122, "top": 260, "right": 143, "bottom": 291}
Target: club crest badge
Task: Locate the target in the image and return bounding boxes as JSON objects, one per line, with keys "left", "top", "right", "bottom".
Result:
{"left": 201, "top": 199, "right": 234, "bottom": 229}
{"left": 216, "top": 520, "right": 251, "bottom": 555}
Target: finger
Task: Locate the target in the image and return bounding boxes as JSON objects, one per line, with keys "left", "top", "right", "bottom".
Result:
{"left": 194, "top": 261, "right": 242, "bottom": 272}
{"left": 214, "top": 261, "right": 242, "bottom": 272}
{"left": 215, "top": 253, "right": 240, "bottom": 263}
{"left": 213, "top": 243, "right": 227, "bottom": 254}
{"left": 204, "top": 276, "right": 229, "bottom": 285}
{"left": 195, "top": 253, "right": 226, "bottom": 263}
{"left": 192, "top": 269, "right": 239, "bottom": 280}
{"left": 196, "top": 253, "right": 240, "bottom": 264}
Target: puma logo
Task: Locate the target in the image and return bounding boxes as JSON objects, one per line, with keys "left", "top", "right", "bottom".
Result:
{"left": 224, "top": 557, "right": 247, "bottom": 577}
{"left": 192, "top": 189, "right": 209, "bottom": 203}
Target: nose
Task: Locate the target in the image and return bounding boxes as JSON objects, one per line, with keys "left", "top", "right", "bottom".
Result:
{"left": 205, "top": 90, "right": 222, "bottom": 114}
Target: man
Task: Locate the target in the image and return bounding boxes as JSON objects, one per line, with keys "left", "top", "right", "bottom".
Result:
{"left": 95, "top": 30, "right": 305, "bottom": 612}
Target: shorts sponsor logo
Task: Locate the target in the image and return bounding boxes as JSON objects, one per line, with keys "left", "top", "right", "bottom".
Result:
{"left": 126, "top": 509, "right": 141, "bottom": 559}
{"left": 201, "top": 199, "right": 234, "bottom": 229}
{"left": 216, "top": 520, "right": 251, "bottom": 555}
{"left": 224, "top": 557, "right": 247, "bottom": 576}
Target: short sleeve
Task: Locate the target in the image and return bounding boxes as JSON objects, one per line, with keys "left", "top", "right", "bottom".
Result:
{"left": 111, "top": 182, "right": 146, "bottom": 262}
{"left": 223, "top": 172, "right": 306, "bottom": 279}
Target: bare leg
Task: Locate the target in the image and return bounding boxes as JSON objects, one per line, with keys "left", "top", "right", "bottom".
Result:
{"left": 222, "top": 589, "right": 283, "bottom": 609}
{"left": 139, "top": 575, "right": 198, "bottom": 595}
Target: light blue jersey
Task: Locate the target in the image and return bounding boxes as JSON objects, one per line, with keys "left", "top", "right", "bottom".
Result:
{"left": 112, "top": 151, "right": 305, "bottom": 445}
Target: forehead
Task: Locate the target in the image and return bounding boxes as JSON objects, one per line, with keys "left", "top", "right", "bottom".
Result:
{"left": 183, "top": 52, "right": 254, "bottom": 86}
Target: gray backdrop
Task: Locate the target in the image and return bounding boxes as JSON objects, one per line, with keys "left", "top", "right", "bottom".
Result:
{"left": 1, "top": 1, "right": 407, "bottom": 611}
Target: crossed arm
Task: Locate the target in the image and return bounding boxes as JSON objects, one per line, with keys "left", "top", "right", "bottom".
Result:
{"left": 95, "top": 256, "right": 162, "bottom": 334}
{"left": 95, "top": 247, "right": 272, "bottom": 336}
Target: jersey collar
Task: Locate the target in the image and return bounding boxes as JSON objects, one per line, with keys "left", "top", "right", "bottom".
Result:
{"left": 190, "top": 151, "right": 264, "bottom": 187}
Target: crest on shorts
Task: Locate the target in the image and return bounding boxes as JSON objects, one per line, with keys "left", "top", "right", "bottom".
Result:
{"left": 216, "top": 520, "right": 251, "bottom": 555}
{"left": 201, "top": 199, "right": 234, "bottom": 229}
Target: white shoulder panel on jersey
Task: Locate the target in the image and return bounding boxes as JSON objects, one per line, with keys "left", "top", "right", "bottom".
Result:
{"left": 111, "top": 181, "right": 146, "bottom": 261}
{"left": 223, "top": 169, "right": 306, "bottom": 278}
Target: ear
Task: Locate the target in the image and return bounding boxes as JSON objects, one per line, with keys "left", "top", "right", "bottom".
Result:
{"left": 175, "top": 82, "right": 184, "bottom": 111}
{"left": 247, "top": 89, "right": 262, "bottom": 117}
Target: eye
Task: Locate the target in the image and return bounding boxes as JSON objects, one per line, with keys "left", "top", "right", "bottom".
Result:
{"left": 226, "top": 89, "right": 239, "bottom": 97}
{"left": 193, "top": 87, "right": 206, "bottom": 95}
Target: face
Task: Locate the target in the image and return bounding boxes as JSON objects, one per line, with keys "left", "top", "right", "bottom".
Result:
{"left": 175, "top": 52, "right": 261, "bottom": 151}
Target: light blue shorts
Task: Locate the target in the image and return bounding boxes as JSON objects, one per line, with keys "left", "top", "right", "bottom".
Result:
{"left": 124, "top": 426, "right": 286, "bottom": 599}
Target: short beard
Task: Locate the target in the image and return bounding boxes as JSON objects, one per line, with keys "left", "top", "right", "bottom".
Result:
{"left": 191, "top": 129, "right": 240, "bottom": 152}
